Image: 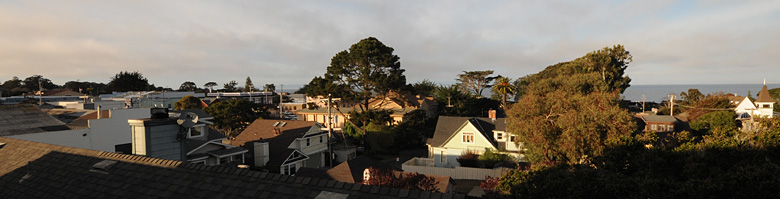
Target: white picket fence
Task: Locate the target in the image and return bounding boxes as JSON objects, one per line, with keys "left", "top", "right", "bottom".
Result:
{"left": 402, "top": 157, "right": 509, "bottom": 180}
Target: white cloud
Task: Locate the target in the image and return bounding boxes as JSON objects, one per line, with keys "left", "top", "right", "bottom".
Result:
{"left": 0, "top": 0, "right": 779, "bottom": 89}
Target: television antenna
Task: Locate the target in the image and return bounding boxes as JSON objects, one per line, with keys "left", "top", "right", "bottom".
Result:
{"left": 176, "top": 112, "right": 199, "bottom": 140}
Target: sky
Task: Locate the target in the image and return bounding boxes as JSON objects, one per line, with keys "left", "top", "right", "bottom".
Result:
{"left": 1, "top": 0, "right": 779, "bottom": 91}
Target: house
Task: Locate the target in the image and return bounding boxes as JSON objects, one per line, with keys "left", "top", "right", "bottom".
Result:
{"left": 0, "top": 104, "right": 70, "bottom": 137}
{"left": 230, "top": 119, "right": 329, "bottom": 175}
{"left": 297, "top": 92, "right": 438, "bottom": 127}
{"left": 426, "top": 114, "right": 522, "bottom": 168}
{"left": 638, "top": 115, "right": 679, "bottom": 133}
{"left": 729, "top": 96, "right": 757, "bottom": 119}
{"left": 0, "top": 137, "right": 463, "bottom": 198}
{"left": 296, "top": 156, "right": 456, "bottom": 193}
{"left": 755, "top": 82, "right": 775, "bottom": 118}
{"left": 127, "top": 108, "right": 247, "bottom": 165}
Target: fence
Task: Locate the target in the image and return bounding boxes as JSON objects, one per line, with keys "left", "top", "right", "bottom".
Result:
{"left": 402, "top": 157, "right": 509, "bottom": 180}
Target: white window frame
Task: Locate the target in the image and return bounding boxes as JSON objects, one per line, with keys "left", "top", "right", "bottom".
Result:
{"left": 462, "top": 132, "right": 475, "bottom": 144}
{"left": 496, "top": 132, "right": 503, "bottom": 140}
{"left": 439, "top": 150, "right": 446, "bottom": 163}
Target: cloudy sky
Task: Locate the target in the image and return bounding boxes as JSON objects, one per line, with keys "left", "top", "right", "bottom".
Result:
{"left": 1, "top": 0, "right": 779, "bottom": 91}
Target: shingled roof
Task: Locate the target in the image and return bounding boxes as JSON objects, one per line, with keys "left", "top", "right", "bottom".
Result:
{"left": 756, "top": 85, "right": 774, "bottom": 103}
{"left": 0, "top": 137, "right": 464, "bottom": 199}
{"left": 231, "top": 119, "right": 322, "bottom": 167}
{"left": 0, "top": 104, "right": 70, "bottom": 136}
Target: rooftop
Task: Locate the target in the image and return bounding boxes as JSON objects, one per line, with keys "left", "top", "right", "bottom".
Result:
{"left": 0, "top": 137, "right": 463, "bottom": 198}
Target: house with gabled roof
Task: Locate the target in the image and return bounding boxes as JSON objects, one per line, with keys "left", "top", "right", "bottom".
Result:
{"left": 755, "top": 82, "right": 775, "bottom": 118}
{"left": 0, "top": 137, "right": 464, "bottom": 198}
{"left": 296, "top": 156, "right": 457, "bottom": 193}
{"left": 231, "top": 119, "right": 329, "bottom": 175}
{"left": 426, "top": 115, "right": 522, "bottom": 168}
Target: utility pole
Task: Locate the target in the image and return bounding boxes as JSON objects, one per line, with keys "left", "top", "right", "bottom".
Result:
{"left": 641, "top": 94, "right": 646, "bottom": 113}
{"left": 327, "top": 94, "right": 333, "bottom": 167}
{"left": 279, "top": 84, "right": 284, "bottom": 119}
{"left": 38, "top": 78, "right": 42, "bottom": 105}
{"left": 669, "top": 95, "right": 675, "bottom": 117}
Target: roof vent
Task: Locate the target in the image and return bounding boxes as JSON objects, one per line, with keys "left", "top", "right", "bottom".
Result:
{"left": 90, "top": 160, "right": 118, "bottom": 174}
{"left": 314, "top": 191, "right": 349, "bottom": 199}
{"left": 280, "top": 122, "right": 287, "bottom": 127}
{"left": 150, "top": 108, "right": 169, "bottom": 119}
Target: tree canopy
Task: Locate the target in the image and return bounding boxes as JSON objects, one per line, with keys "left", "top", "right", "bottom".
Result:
{"left": 223, "top": 80, "right": 237, "bottom": 92}
{"left": 179, "top": 81, "right": 197, "bottom": 91}
{"left": 174, "top": 95, "right": 203, "bottom": 110}
{"left": 307, "top": 37, "right": 406, "bottom": 111}
{"left": 492, "top": 76, "right": 515, "bottom": 108}
{"left": 203, "top": 99, "right": 267, "bottom": 138}
{"left": 457, "top": 70, "right": 497, "bottom": 96}
{"left": 106, "top": 71, "right": 150, "bottom": 92}
{"left": 22, "top": 75, "right": 57, "bottom": 91}
{"left": 204, "top": 82, "right": 218, "bottom": 92}
{"left": 244, "top": 77, "right": 254, "bottom": 92}
{"left": 506, "top": 45, "right": 636, "bottom": 165}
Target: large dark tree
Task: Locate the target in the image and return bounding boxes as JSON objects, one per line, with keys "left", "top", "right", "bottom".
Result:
{"left": 179, "top": 81, "right": 197, "bottom": 91}
{"left": 63, "top": 81, "right": 107, "bottom": 96}
{"left": 204, "top": 99, "right": 267, "bottom": 138}
{"left": 204, "top": 82, "right": 218, "bottom": 93}
{"left": 106, "top": 71, "right": 150, "bottom": 92}
{"left": 223, "top": 80, "right": 237, "bottom": 92}
{"left": 308, "top": 37, "right": 406, "bottom": 111}
{"left": 22, "top": 75, "right": 57, "bottom": 91}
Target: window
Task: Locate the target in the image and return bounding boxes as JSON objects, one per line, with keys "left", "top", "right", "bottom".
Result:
{"left": 510, "top": 135, "right": 517, "bottom": 142}
{"left": 319, "top": 135, "right": 323, "bottom": 143}
{"left": 462, "top": 132, "right": 474, "bottom": 143}
{"left": 650, "top": 124, "right": 657, "bottom": 131}
{"left": 667, "top": 125, "right": 673, "bottom": 131}
{"left": 284, "top": 164, "right": 297, "bottom": 175}
{"left": 306, "top": 138, "right": 311, "bottom": 147}
{"left": 439, "top": 150, "right": 446, "bottom": 163}
{"left": 496, "top": 133, "right": 503, "bottom": 140}
{"left": 763, "top": 104, "right": 770, "bottom": 108}
{"left": 188, "top": 126, "right": 204, "bottom": 138}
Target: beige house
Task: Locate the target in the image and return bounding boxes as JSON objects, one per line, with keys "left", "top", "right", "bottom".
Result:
{"left": 297, "top": 92, "right": 438, "bottom": 127}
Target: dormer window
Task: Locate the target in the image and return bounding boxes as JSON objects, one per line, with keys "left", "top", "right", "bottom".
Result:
{"left": 463, "top": 132, "right": 474, "bottom": 143}
{"left": 188, "top": 126, "right": 205, "bottom": 138}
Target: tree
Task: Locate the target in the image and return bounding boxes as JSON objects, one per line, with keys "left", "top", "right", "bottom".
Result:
{"left": 411, "top": 80, "right": 437, "bottom": 97}
{"left": 309, "top": 37, "right": 406, "bottom": 111}
{"left": 690, "top": 111, "right": 737, "bottom": 135}
{"left": 364, "top": 167, "right": 439, "bottom": 192}
{"left": 106, "top": 71, "right": 150, "bottom": 92}
{"left": 179, "top": 81, "right": 197, "bottom": 91}
{"left": 174, "top": 95, "right": 203, "bottom": 110}
{"left": 492, "top": 76, "right": 515, "bottom": 108}
{"left": 22, "top": 75, "right": 57, "bottom": 91}
{"left": 244, "top": 77, "right": 254, "bottom": 92}
{"left": 263, "top": 84, "right": 275, "bottom": 92}
{"left": 204, "top": 99, "right": 267, "bottom": 138}
{"left": 223, "top": 80, "right": 237, "bottom": 92}
{"left": 433, "top": 84, "right": 501, "bottom": 117}
{"left": 679, "top": 88, "right": 704, "bottom": 106}
{"left": 506, "top": 45, "right": 636, "bottom": 165}
{"left": 204, "top": 82, "right": 218, "bottom": 93}
{"left": 457, "top": 70, "right": 497, "bottom": 96}
{"left": 1, "top": 76, "right": 24, "bottom": 96}
{"left": 63, "top": 81, "right": 106, "bottom": 96}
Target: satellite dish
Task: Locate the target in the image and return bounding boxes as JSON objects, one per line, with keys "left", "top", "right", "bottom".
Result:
{"left": 184, "top": 112, "right": 199, "bottom": 123}
{"left": 177, "top": 112, "right": 198, "bottom": 129}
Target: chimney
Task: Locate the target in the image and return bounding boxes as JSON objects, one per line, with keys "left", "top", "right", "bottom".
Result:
{"left": 96, "top": 106, "right": 102, "bottom": 119}
{"left": 128, "top": 116, "right": 185, "bottom": 161}
{"left": 489, "top": 110, "right": 497, "bottom": 122}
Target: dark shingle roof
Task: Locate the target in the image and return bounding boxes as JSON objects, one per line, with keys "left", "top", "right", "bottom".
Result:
{"left": 0, "top": 137, "right": 463, "bottom": 199}
{"left": 231, "top": 119, "right": 321, "bottom": 167}
{"left": 640, "top": 115, "right": 679, "bottom": 123}
{"left": 0, "top": 104, "right": 70, "bottom": 136}
{"left": 427, "top": 116, "right": 505, "bottom": 147}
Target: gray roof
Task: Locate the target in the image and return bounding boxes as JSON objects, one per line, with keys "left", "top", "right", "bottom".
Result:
{"left": 0, "top": 137, "right": 464, "bottom": 199}
{"left": 171, "top": 109, "right": 213, "bottom": 119}
{"left": 427, "top": 116, "right": 505, "bottom": 147}
{"left": 640, "top": 115, "right": 679, "bottom": 123}
{"left": 0, "top": 104, "right": 70, "bottom": 136}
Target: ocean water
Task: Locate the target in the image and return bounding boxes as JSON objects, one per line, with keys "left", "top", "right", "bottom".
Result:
{"left": 622, "top": 84, "right": 780, "bottom": 102}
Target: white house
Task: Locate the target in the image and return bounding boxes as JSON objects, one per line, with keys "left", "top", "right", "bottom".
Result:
{"left": 426, "top": 115, "right": 523, "bottom": 168}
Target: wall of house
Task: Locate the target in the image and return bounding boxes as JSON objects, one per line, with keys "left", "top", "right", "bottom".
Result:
{"left": 6, "top": 129, "right": 91, "bottom": 149}
{"left": 756, "top": 103, "right": 774, "bottom": 118}
{"left": 145, "top": 123, "right": 184, "bottom": 161}
{"left": 303, "top": 151, "right": 325, "bottom": 168}
{"left": 441, "top": 123, "right": 496, "bottom": 152}
{"left": 89, "top": 108, "right": 151, "bottom": 152}
{"left": 431, "top": 147, "right": 467, "bottom": 168}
